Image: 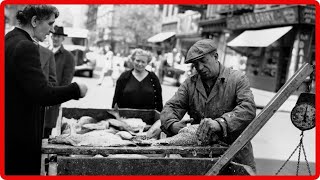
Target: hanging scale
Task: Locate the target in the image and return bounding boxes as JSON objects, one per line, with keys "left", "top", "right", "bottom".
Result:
{"left": 276, "top": 69, "right": 315, "bottom": 175}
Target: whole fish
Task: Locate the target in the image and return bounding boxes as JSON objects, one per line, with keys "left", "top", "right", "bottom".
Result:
{"left": 146, "top": 119, "right": 161, "bottom": 139}
{"left": 82, "top": 120, "right": 109, "bottom": 130}
{"left": 77, "top": 116, "right": 97, "bottom": 126}
{"left": 107, "top": 107, "right": 146, "bottom": 133}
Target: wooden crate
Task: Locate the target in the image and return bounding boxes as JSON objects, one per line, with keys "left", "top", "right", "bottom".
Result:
{"left": 56, "top": 156, "right": 251, "bottom": 175}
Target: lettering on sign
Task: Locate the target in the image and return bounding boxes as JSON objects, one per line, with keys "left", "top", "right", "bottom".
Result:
{"left": 227, "top": 6, "right": 299, "bottom": 29}
{"left": 255, "top": 11, "right": 275, "bottom": 23}
{"left": 300, "top": 34, "right": 309, "bottom": 41}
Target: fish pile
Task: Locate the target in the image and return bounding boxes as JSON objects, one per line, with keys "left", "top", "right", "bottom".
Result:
{"left": 49, "top": 109, "right": 219, "bottom": 147}
{"left": 49, "top": 130, "right": 135, "bottom": 147}
{"left": 49, "top": 108, "right": 165, "bottom": 147}
{"left": 141, "top": 125, "right": 200, "bottom": 146}
{"left": 49, "top": 115, "right": 151, "bottom": 146}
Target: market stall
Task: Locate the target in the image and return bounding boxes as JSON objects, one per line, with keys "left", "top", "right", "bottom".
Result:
{"left": 41, "top": 108, "right": 251, "bottom": 175}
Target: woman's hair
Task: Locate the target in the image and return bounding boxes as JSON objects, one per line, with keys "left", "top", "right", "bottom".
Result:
{"left": 131, "top": 48, "right": 152, "bottom": 63}
{"left": 16, "top": 5, "right": 59, "bottom": 26}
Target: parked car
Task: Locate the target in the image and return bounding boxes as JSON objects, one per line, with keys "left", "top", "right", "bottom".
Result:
{"left": 164, "top": 63, "right": 192, "bottom": 86}
{"left": 63, "top": 28, "right": 96, "bottom": 78}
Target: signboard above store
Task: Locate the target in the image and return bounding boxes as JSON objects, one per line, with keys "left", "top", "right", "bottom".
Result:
{"left": 227, "top": 5, "right": 314, "bottom": 30}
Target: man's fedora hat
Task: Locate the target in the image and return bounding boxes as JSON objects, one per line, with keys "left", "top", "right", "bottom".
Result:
{"left": 51, "top": 25, "right": 68, "bottom": 36}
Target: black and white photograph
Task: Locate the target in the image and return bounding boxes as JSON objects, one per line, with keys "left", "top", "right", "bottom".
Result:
{"left": 3, "top": 4, "right": 316, "bottom": 176}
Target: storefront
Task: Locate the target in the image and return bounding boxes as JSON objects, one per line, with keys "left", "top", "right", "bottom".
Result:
{"left": 175, "top": 12, "right": 202, "bottom": 57}
{"left": 226, "top": 5, "right": 315, "bottom": 92}
{"left": 199, "top": 17, "right": 228, "bottom": 65}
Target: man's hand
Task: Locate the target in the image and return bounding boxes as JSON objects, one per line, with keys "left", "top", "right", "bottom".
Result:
{"left": 196, "top": 118, "right": 221, "bottom": 144}
{"left": 76, "top": 82, "right": 88, "bottom": 98}
{"left": 170, "top": 118, "right": 194, "bottom": 135}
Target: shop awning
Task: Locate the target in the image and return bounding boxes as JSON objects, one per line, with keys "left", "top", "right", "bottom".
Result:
{"left": 147, "top": 32, "right": 176, "bottom": 43}
{"left": 227, "top": 26, "right": 293, "bottom": 47}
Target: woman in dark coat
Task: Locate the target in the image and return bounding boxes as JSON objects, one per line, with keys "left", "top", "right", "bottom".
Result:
{"left": 5, "top": 5, "right": 88, "bottom": 175}
{"left": 112, "top": 49, "right": 163, "bottom": 112}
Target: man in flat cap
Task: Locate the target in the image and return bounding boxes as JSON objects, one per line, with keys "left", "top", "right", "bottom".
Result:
{"left": 160, "top": 39, "right": 257, "bottom": 173}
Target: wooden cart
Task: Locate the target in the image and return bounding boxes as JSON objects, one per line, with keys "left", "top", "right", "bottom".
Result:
{"left": 42, "top": 63, "right": 313, "bottom": 175}
{"left": 41, "top": 108, "right": 251, "bottom": 175}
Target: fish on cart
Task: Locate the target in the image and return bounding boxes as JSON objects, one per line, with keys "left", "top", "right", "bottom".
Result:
{"left": 51, "top": 113, "right": 151, "bottom": 147}
{"left": 146, "top": 125, "right": 200, "bottom": 146}
{"left": 61, "top": 116, "right": 145, "bottom": 135}
{"left": 49, "top": 130, "right": 135, "bottom": 147}
{"left": 141, "top": 124, "right": 221, "bottom": 146}
{"left": 82, "top": 120, "right": 109, "bottom": 130}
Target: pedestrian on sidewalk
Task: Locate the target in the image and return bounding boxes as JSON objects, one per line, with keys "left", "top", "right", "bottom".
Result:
{"left": 98, "top": 45, "right": 114, "bottom": 85}
{"left": 5, "top": 5, "right": 88, "bottom": 175}
{"left": 160, "top": 39, "right": 257, "bottom": 173}
{"left": 112, "top": 48, "right": 163, "bottom": 112}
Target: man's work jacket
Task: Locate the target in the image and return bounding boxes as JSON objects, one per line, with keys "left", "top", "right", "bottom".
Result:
{"left": 160, "top": 63, "right": 257, "bottom": 171}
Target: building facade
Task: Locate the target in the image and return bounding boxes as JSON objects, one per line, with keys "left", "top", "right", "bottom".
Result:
{"left": 199, "top": 4, "right": 315, "bottom": 92}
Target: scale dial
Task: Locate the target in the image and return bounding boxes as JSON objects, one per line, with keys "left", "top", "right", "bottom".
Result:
{"left": 291, "top": 103, "right": 315, "bottom": 131}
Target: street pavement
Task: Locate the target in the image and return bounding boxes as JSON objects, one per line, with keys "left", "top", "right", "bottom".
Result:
{"left": 61, "top": 74, "right": 316, "bottom": 175}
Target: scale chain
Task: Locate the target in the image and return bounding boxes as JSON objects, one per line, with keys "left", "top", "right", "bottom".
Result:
{"left": 275, "top": 132, "right": 304, "bottom": 175}
{"left": 296, "top": 134, "right": 303, "bottom": 175}
{"left": 275, "top": 139, "right": 301, "bottom": 175}
{"left": 301, "top": 141, "right": 312, "bottom": 175}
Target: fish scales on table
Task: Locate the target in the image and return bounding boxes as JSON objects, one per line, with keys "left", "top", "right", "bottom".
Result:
{"left": 148, "top": 124, "right": 228, "bottom": 147}
{"left": 144, "top": 125, "right": 200, "bottom": 146}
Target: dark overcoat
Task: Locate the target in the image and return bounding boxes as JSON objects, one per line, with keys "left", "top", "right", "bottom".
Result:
{"left": 44, "top": 45, "right": 75, "bottom": 128}
{"left": 54, "top": 45, "right": 75, "bottom": 86}
{"left": 39, "top": 45, "right": 57, "bottom": 86}
{"left": 39, "top": 45, "right": 60, "bottom": 130}
{"left": 5, "top": 28, "right": 81, "bottom": 175}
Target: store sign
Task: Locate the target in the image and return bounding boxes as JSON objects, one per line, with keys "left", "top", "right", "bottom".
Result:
{"left": 227, "top": 6, "right": 299, "bottom": 29}
{"left": 300, "top": 6, "right": 315, "bottom": 24}
{"left": 297, "top": 27, "right": 313, "bottom": 66}
{"left": 218, "top": 5, "right": 253, "bottom": 14}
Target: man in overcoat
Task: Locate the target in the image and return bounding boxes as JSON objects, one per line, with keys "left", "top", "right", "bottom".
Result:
{"left": 43, "top": 25, "right": 76, "bottom": 138}
{"left": 39, "top": 44, "right": 57, "bottom": 86}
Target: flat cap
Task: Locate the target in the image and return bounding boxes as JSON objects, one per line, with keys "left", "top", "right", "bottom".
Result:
{"left": 185, "top": 39, "right": 217, "bottom": 64}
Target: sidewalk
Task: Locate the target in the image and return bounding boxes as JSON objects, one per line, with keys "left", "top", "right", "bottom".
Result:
{"left": 251, "top": 88, "right": 298, "bottom": 112}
